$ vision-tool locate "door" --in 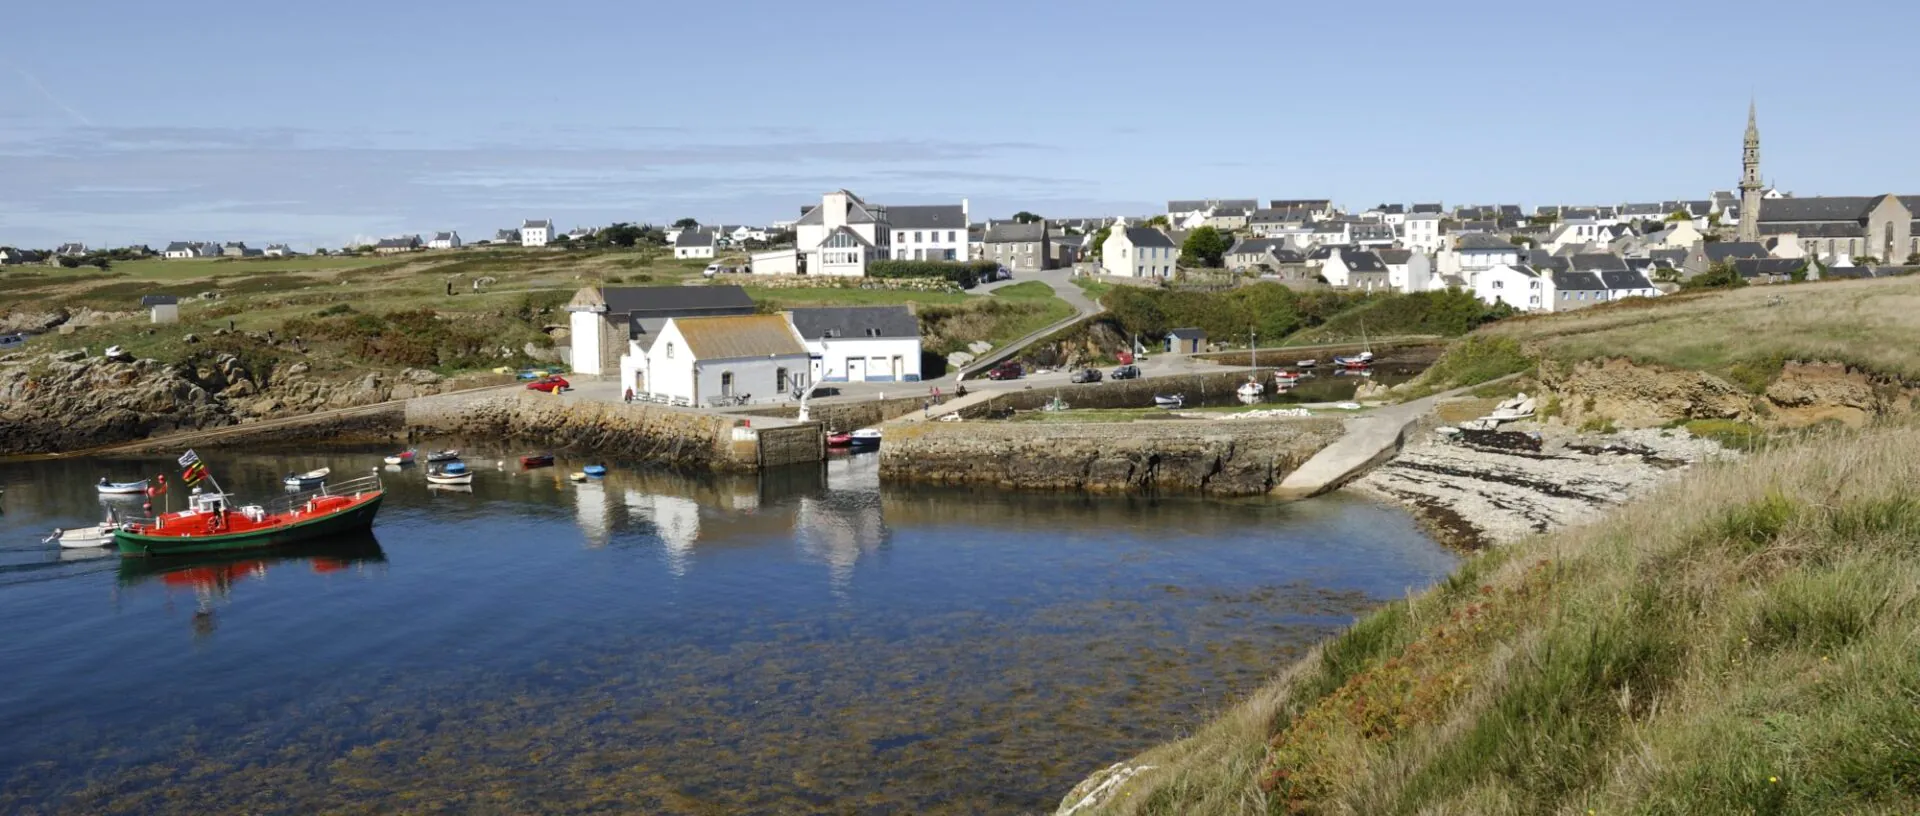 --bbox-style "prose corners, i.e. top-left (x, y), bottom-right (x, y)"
top-left (892, 355), bottom-right (903, 381)
top-left (847, 357), bottom-right (866, 382)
